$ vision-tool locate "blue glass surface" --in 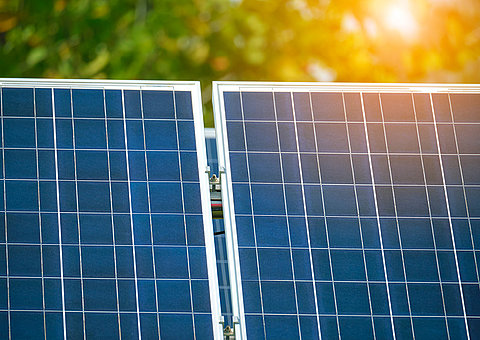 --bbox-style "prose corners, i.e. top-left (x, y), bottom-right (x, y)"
top-left (2, 88), bottom-right (34, 117)
top-left (4, 118), bottom-right (36, 148)
top-left (245, 122), bottom-right (278, 152)
top-left (145, 120), bottom-right (178, 150)
top-left (124, 90), bottom-right (142, 118)
top-left (319, 154), bottom-right (353, 183)
top-left (450, 94), bottom-right (480, 123)
top-left (147, 151), bottom-right (180, 181)
top-left (105, 90), bottom-right (123, 118)
top-left (242, 92), bottom-right (275, 121)
top-left (54, 119), bottom-right (73, 148)
top-left (224, 92), bottom-right (242, 120)
top-left (175, 91), bottom-right (194, 120)
top-left (37, 119), bottom-right (54, 147)
top-left (315, 123), bottom-right (349, 152)
top-left (274, 92), bottom-right (293, 121)
top-left (312, 92), bottom-right (346, 121)
top-left (4, 149), bottom-right (37, 179)
top-left (53, 89), bottom-right (71, 117)
top-left (344, 93), bottom-right (363, 121)
top-left (6, 213), bottom-right (40, 243)
top-left (75, 119), bottom-right (107, 149)
top-left (226, 121), bottom-right (245, 151)
top-left (278, 122), bottom-right (297, 152)
top-left (0, 84), bottom-right (214, 339)
top-left (72, 89), bottom-right (104, 118)
top-left (142, 90), bottom-right (174, 119)
top-left (222, 88), bottom-right (480, 340)
top-left (35, 88), bottom-right (53, 117)
top-left (178, 121), bottom-right (198, 150)
top-left (248, 153), bottom-right (282, 183)
top-left (385, 123), bottom-right (420, 153)
top-left (293, 92), bottom-right (312, 121)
